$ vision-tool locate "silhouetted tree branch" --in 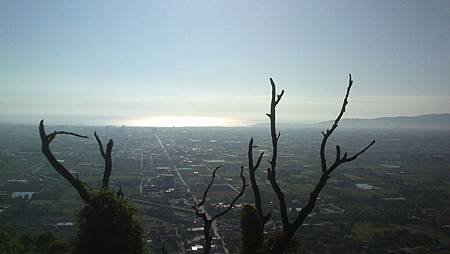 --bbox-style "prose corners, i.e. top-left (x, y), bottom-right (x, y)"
top-left (40, 120), bottom-right (118, 201)
top-left (290, 75), bottom-right (375, 230)
top-left (266, 78), bottom-right (290, 232)
top-left (39, 120), bottom-right (90, 202)
top-left (247, 138), bottom-right (271, 224)
top-left (193, 166), bottom-right (247, 254)
top-left (94, 132), bottom-right (113, 189)
top-left (39, 120), bottom-right (147, 254)
top-left (260, 75), bottom-right (375, 253)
